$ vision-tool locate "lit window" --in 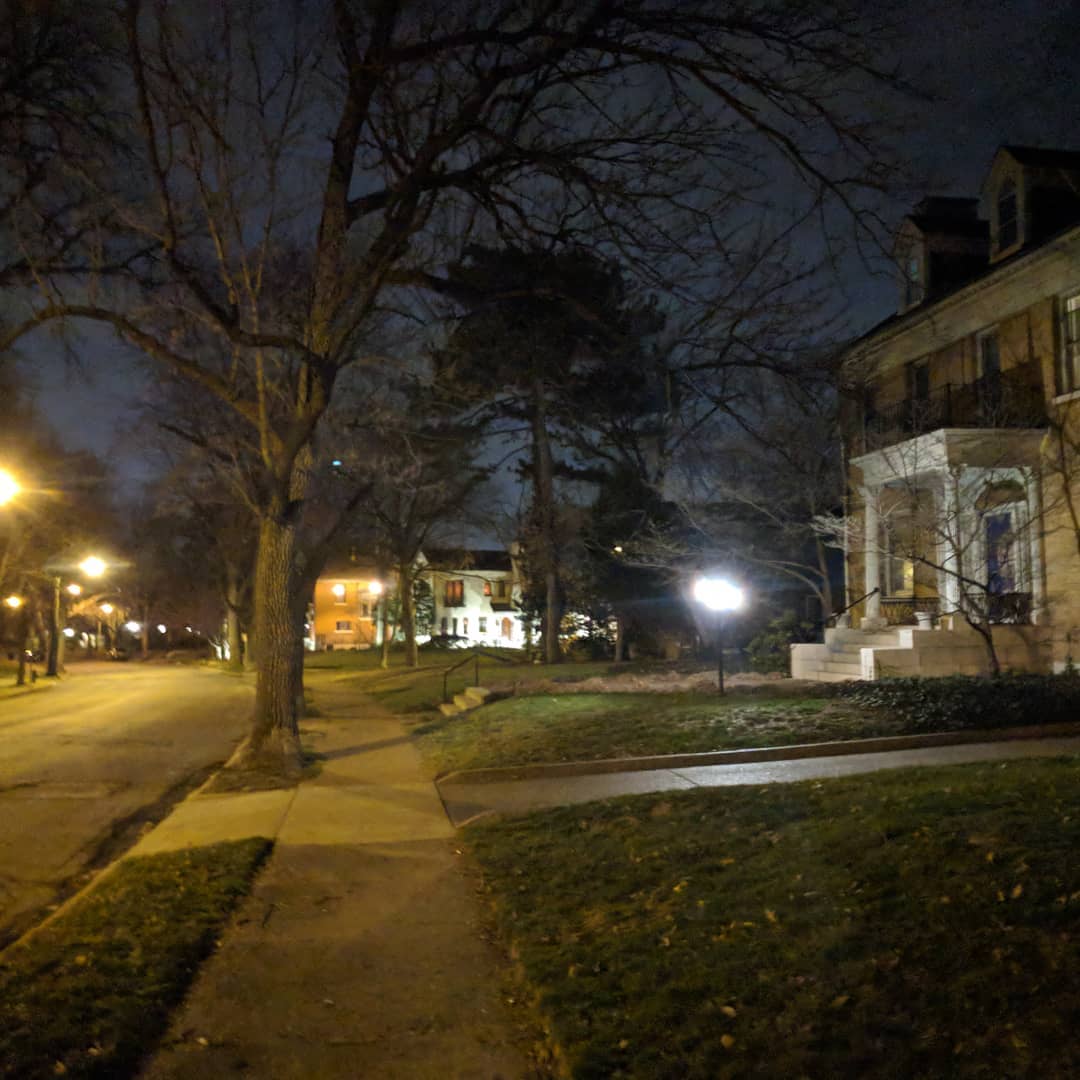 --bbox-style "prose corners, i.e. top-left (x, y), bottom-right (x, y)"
top-left (462, 617), bottom-right (469, 635)
top-left (445, 580), bottom-right (464, 606)
top-left (483, 581), bottom-right (492, 596)
top-left (997, 178), bottom-right (1018, 251)
top-left (332, 583), bottom-right (347, 604)
top-left (1059, 291), bottom-right (1080, 395)
top-left (335, 620), bottom-right (352, 632)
